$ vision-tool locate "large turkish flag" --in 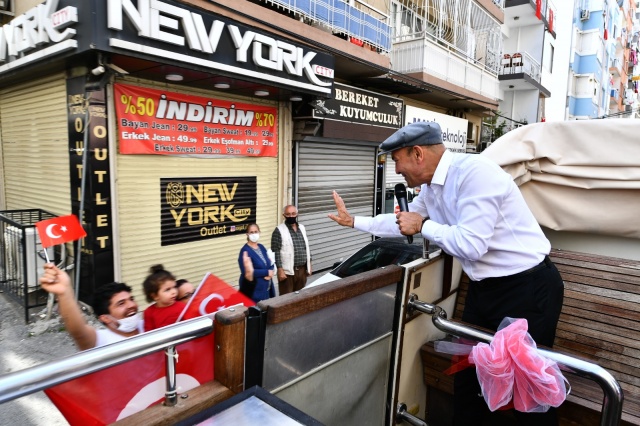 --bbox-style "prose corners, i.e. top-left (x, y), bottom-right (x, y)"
top-left (44, 333), bottom-right (214, 425)
top-left (44, 274), bottom-right (253, 425)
